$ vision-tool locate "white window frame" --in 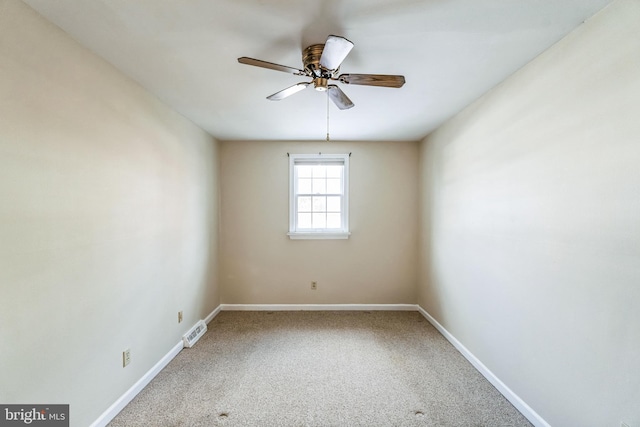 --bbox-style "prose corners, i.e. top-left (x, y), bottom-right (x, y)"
top-left (288, 153), bottom-right (350, 240)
